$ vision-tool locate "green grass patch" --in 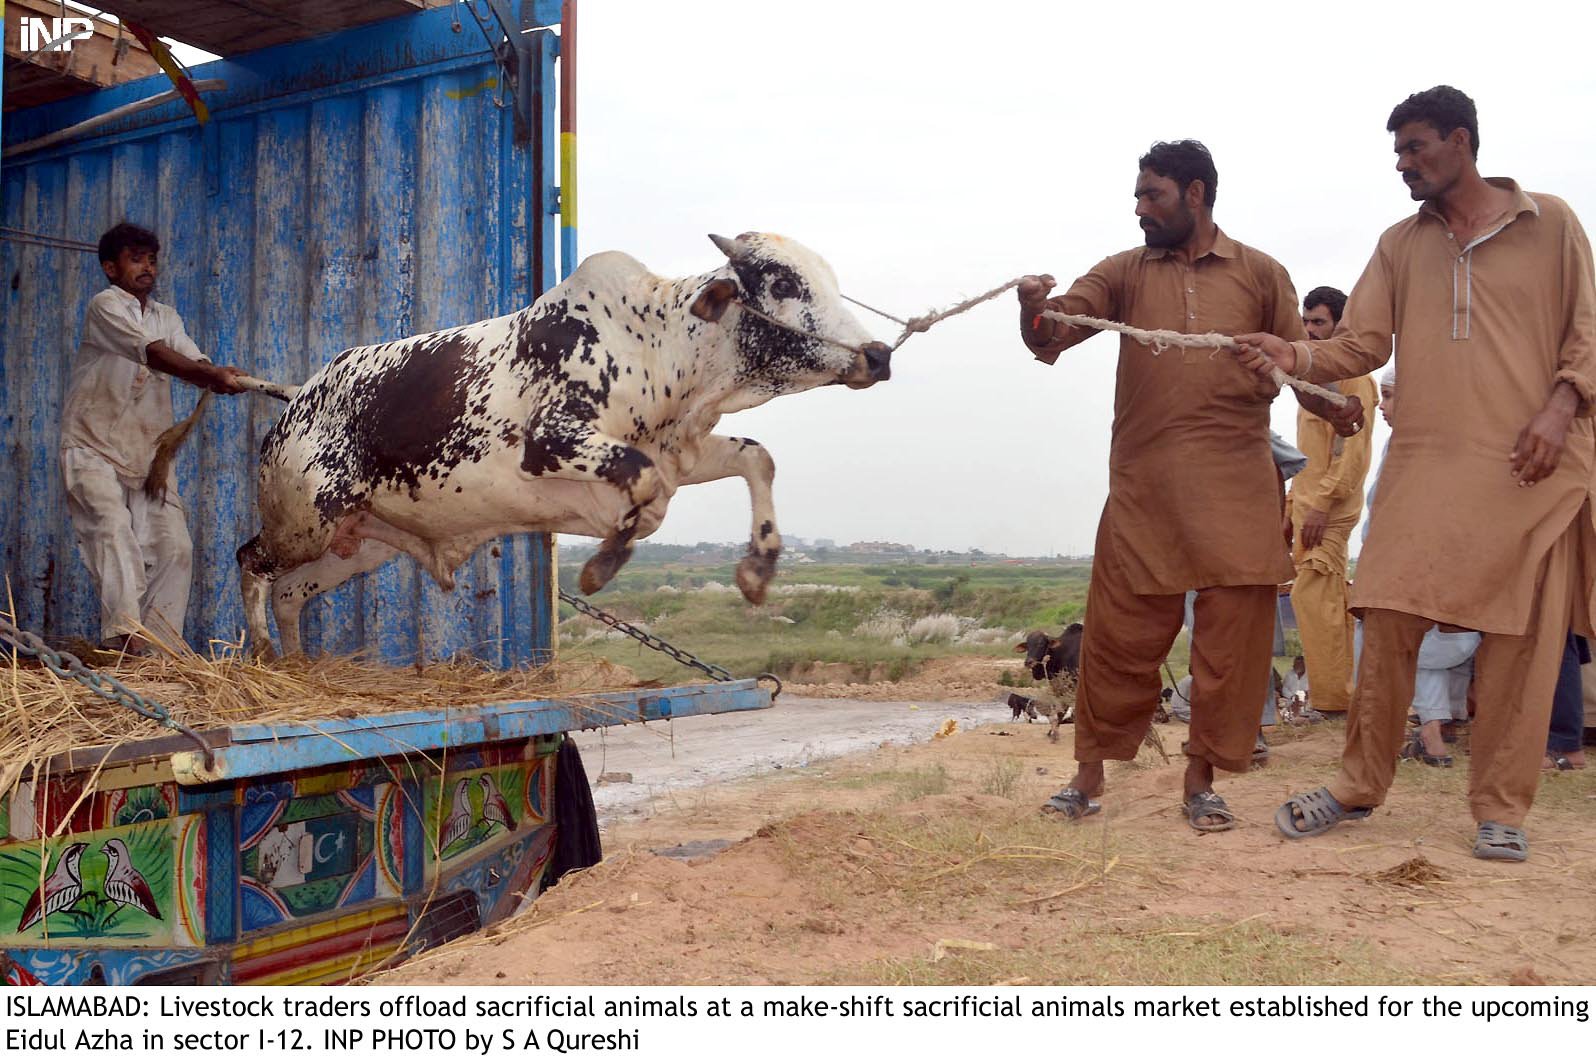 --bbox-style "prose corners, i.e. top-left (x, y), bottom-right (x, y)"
top-left (976, 757), bottom-right (1023, 799)
top-left (557, 555), bottom-right (1325, 693)
top-left (556, 560), bottom-right (1094, 683)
